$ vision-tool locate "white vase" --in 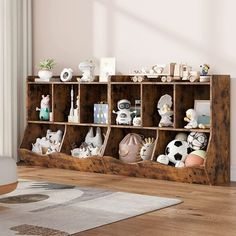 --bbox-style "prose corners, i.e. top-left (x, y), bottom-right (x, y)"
top-left (38, 70), bottom-right (53, 81)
